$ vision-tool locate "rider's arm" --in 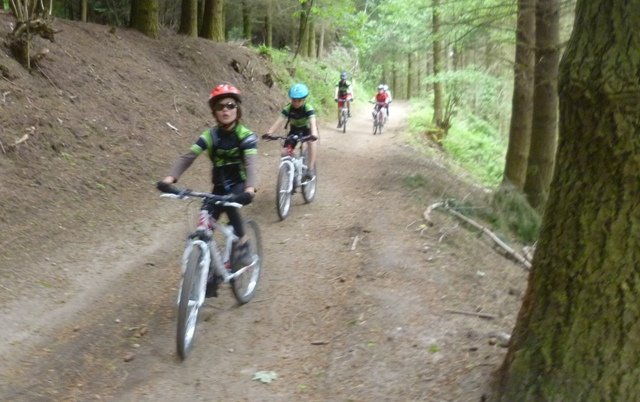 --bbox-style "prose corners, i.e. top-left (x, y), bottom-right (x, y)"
top-left (309, 115), bottom-right (319, 139)
top-left (164, 132), bottom-right (208, 182)
top-left (240, 133), bottom-right (259, 194)
top-left (243, 152), bottom-right (257, 194)
top-left (266, 115), bottom-right (286, 135)
top-left (334, 86), bottom-right (339, 99)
